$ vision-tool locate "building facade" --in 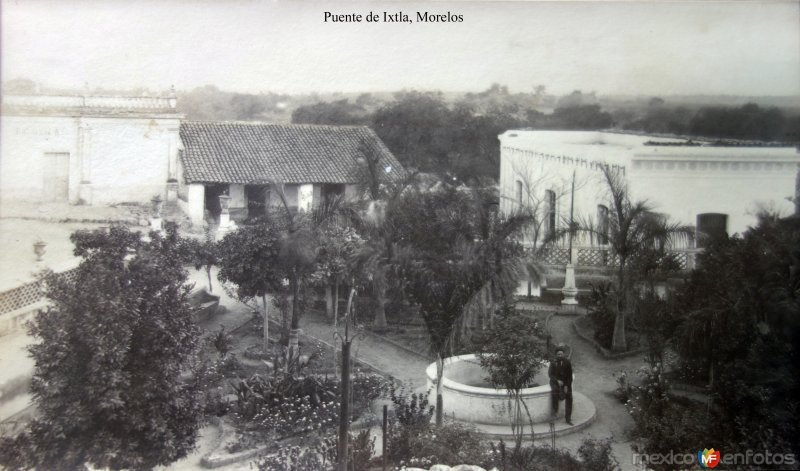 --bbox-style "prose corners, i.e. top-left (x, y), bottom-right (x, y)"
top-left (1, 93), bottom-right (181, 206)
top-left (177, 121), bottom-right (404, 226)
top-left (1, 94), bottom-right (403, 228)
top-left (500, 130), bottom-right (800, 248)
